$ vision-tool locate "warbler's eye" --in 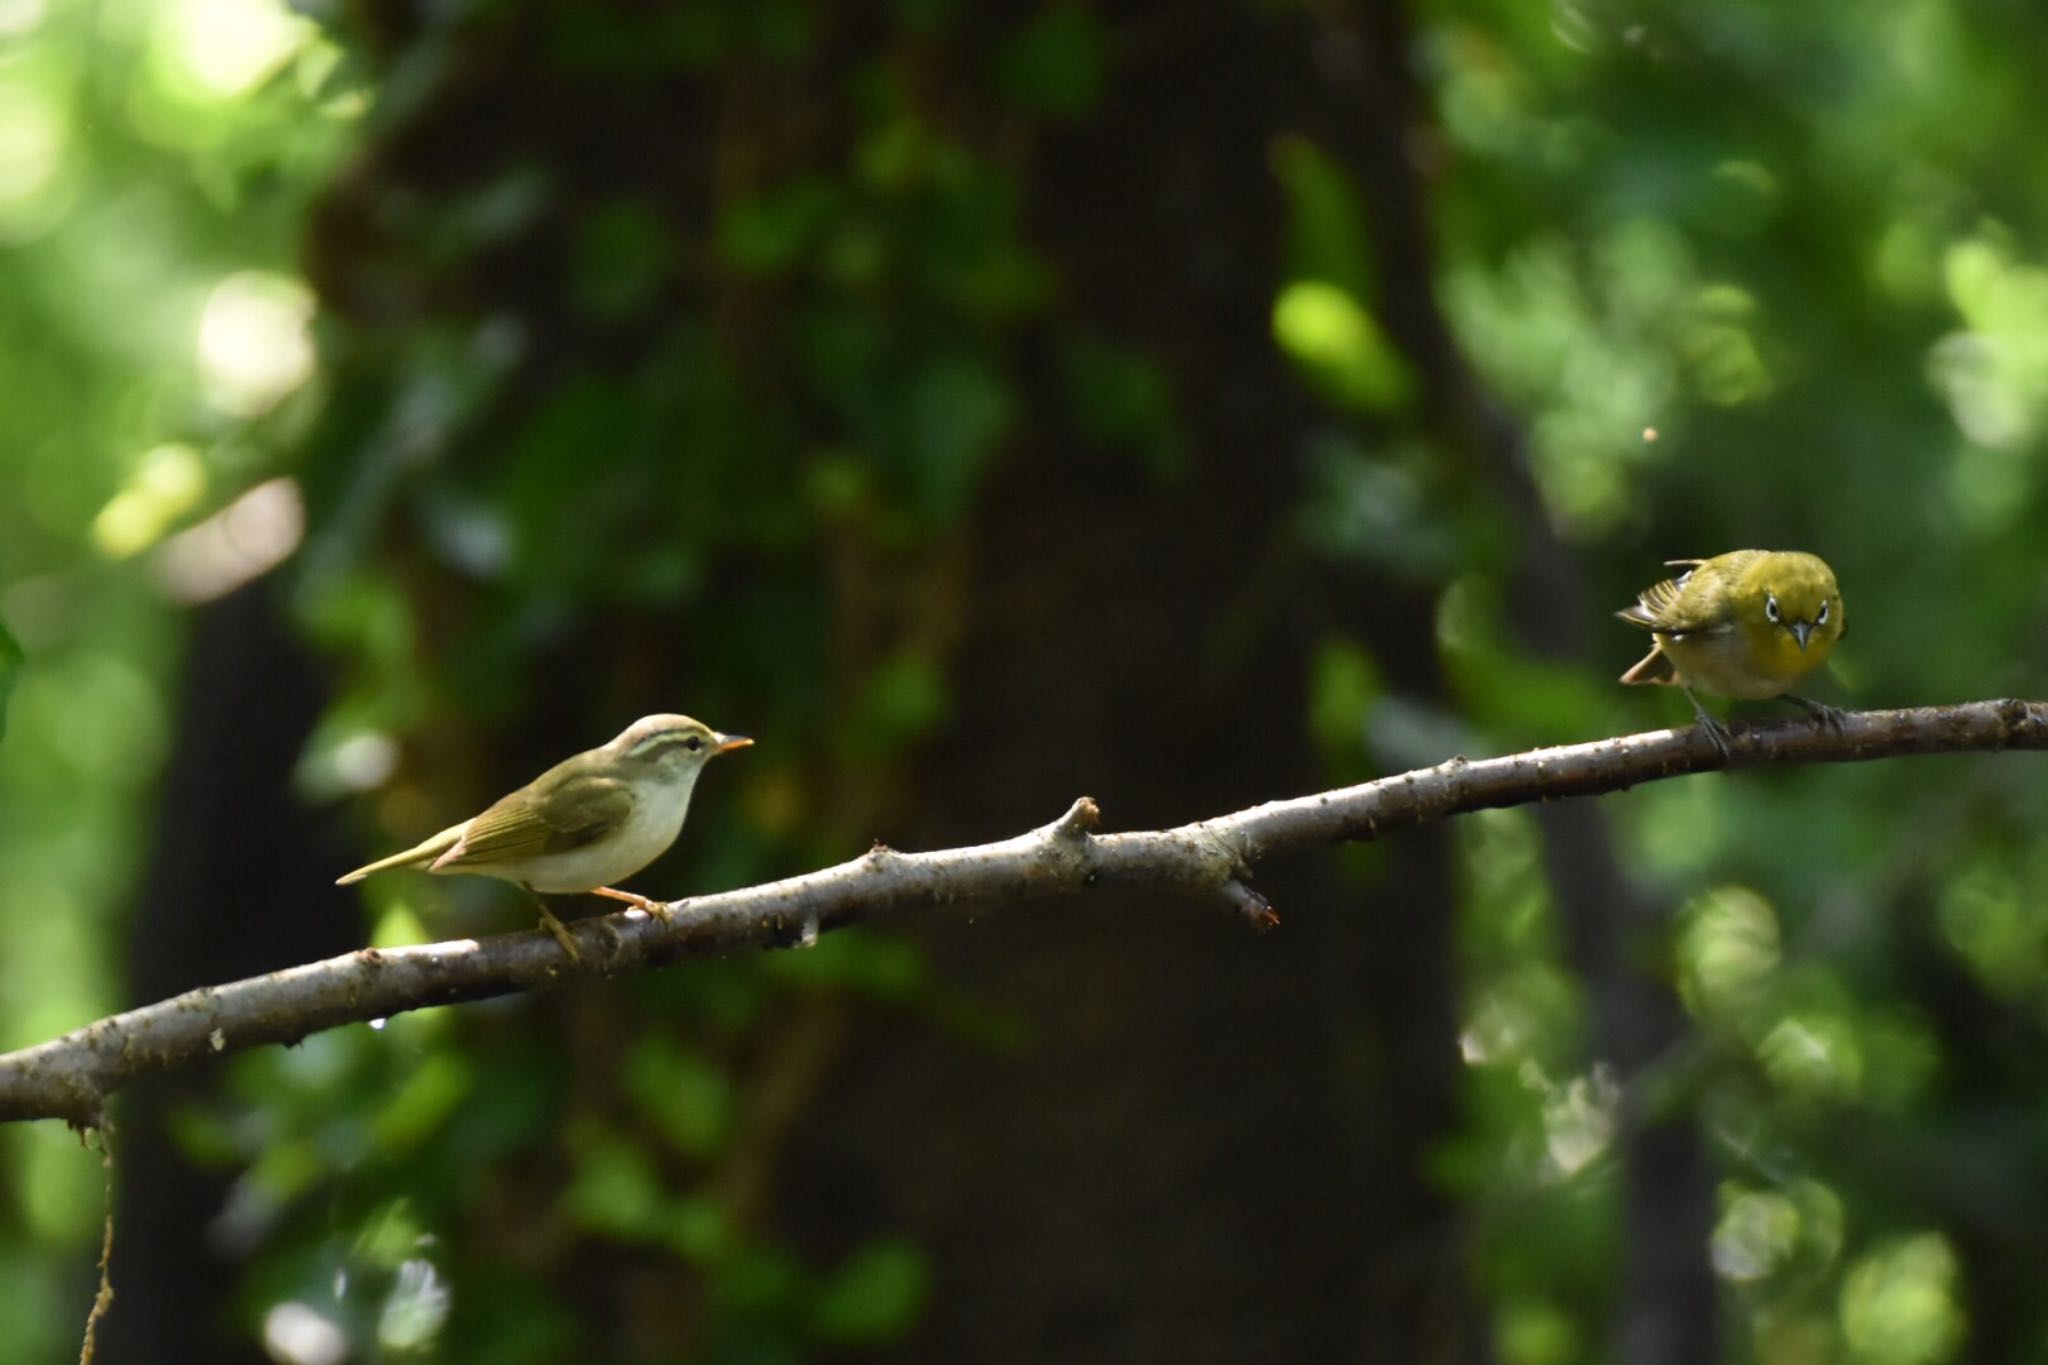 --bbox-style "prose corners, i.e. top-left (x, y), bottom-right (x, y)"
top-left (1765, 594), bottom-right (1781, 622)
top-left (684, 736), bottom-right (703, 753)
top-left (1817, 600), bottom-right (1830, 625)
